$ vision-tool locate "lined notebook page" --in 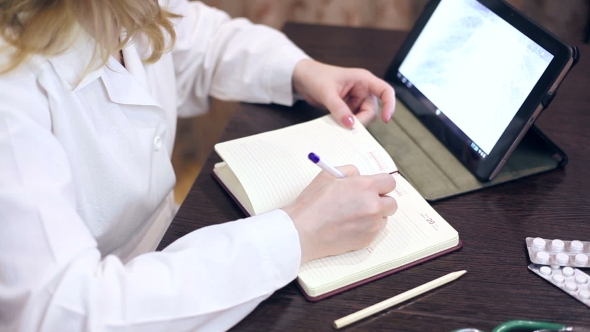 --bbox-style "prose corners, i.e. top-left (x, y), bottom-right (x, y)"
top-left (298, 173), bottom-right (459, 293)
top-left (214, 115), bottom-right (398, 214)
